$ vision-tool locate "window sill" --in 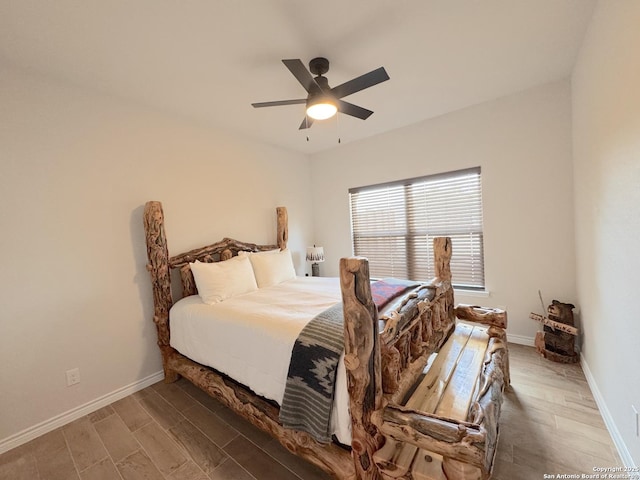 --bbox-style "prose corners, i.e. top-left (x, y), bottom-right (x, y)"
top-left (454, 288), bottom-right (490, 298)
